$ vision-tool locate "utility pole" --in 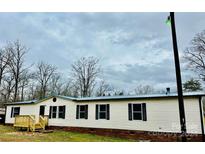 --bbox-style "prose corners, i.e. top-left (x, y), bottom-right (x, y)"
top-left (169, 12), bottom-right (187, 141)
